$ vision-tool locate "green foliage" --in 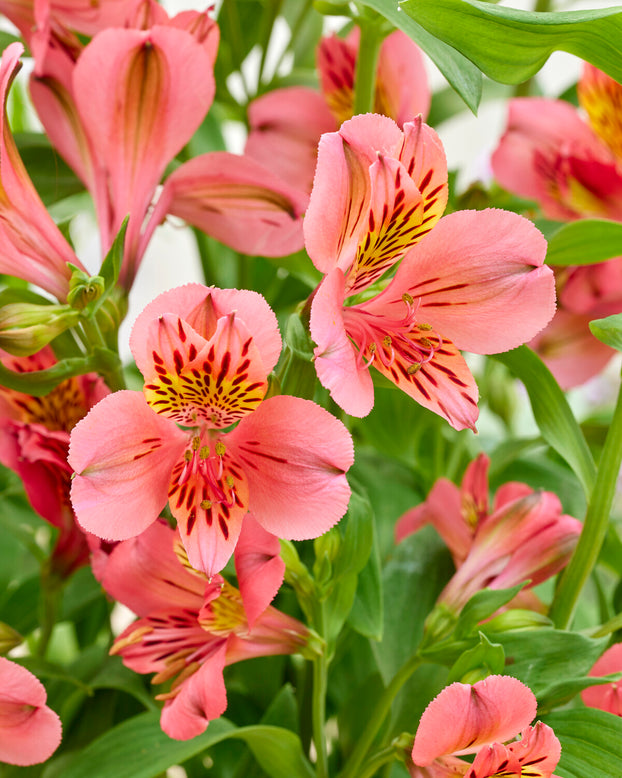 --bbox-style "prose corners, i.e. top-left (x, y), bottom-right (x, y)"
top-left (590, 313), bottom-right (622, 352)
top-left (547, 219), bottom-right (622, 267)
top-left (542, 709), bottom-right (622, 778)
